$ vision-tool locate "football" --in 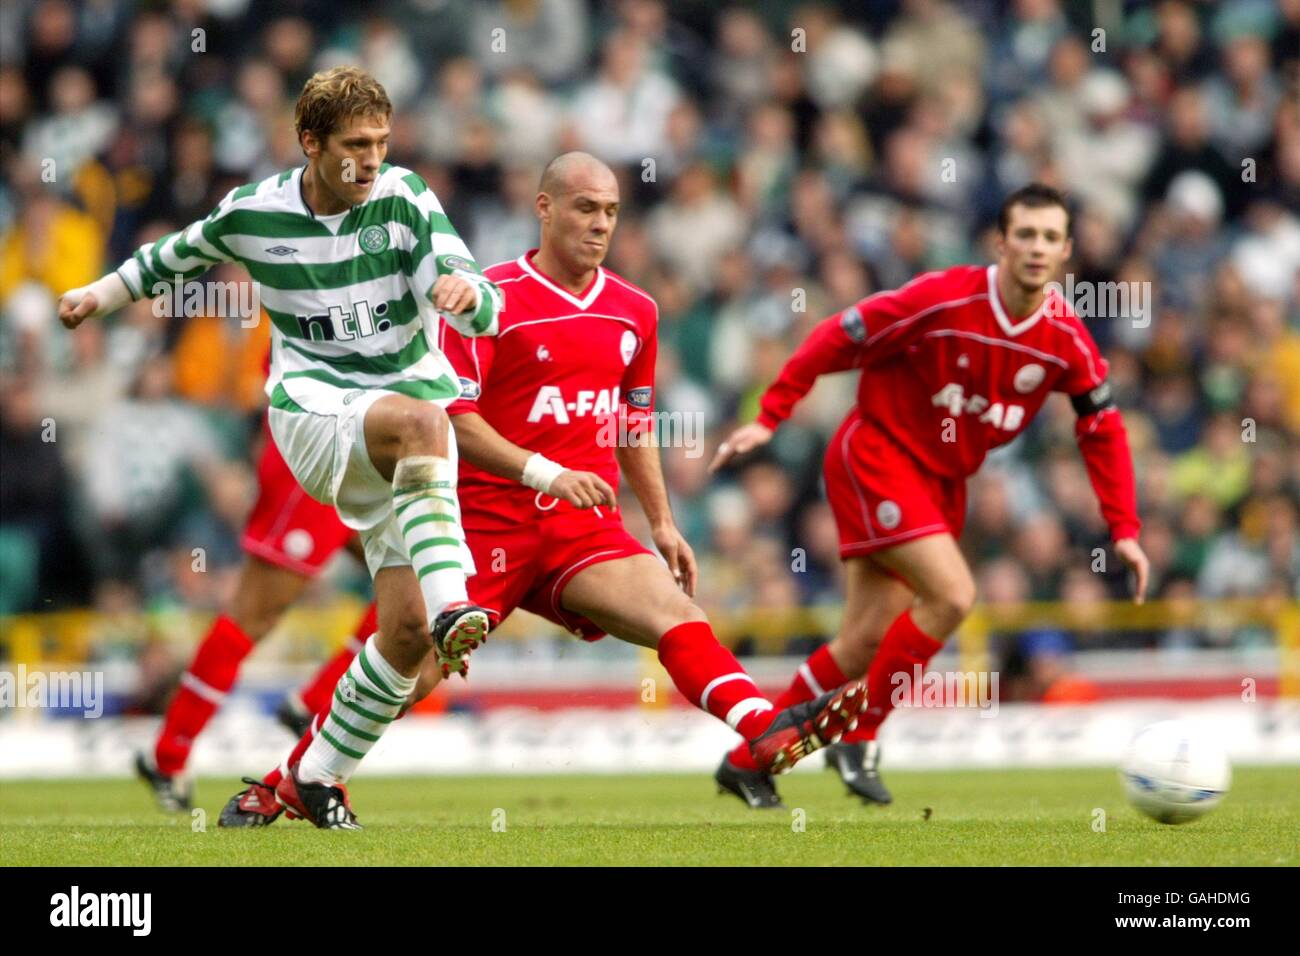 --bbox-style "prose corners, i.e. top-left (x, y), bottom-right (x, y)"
top-left (1121, 720), bottom-right (1232, 825)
